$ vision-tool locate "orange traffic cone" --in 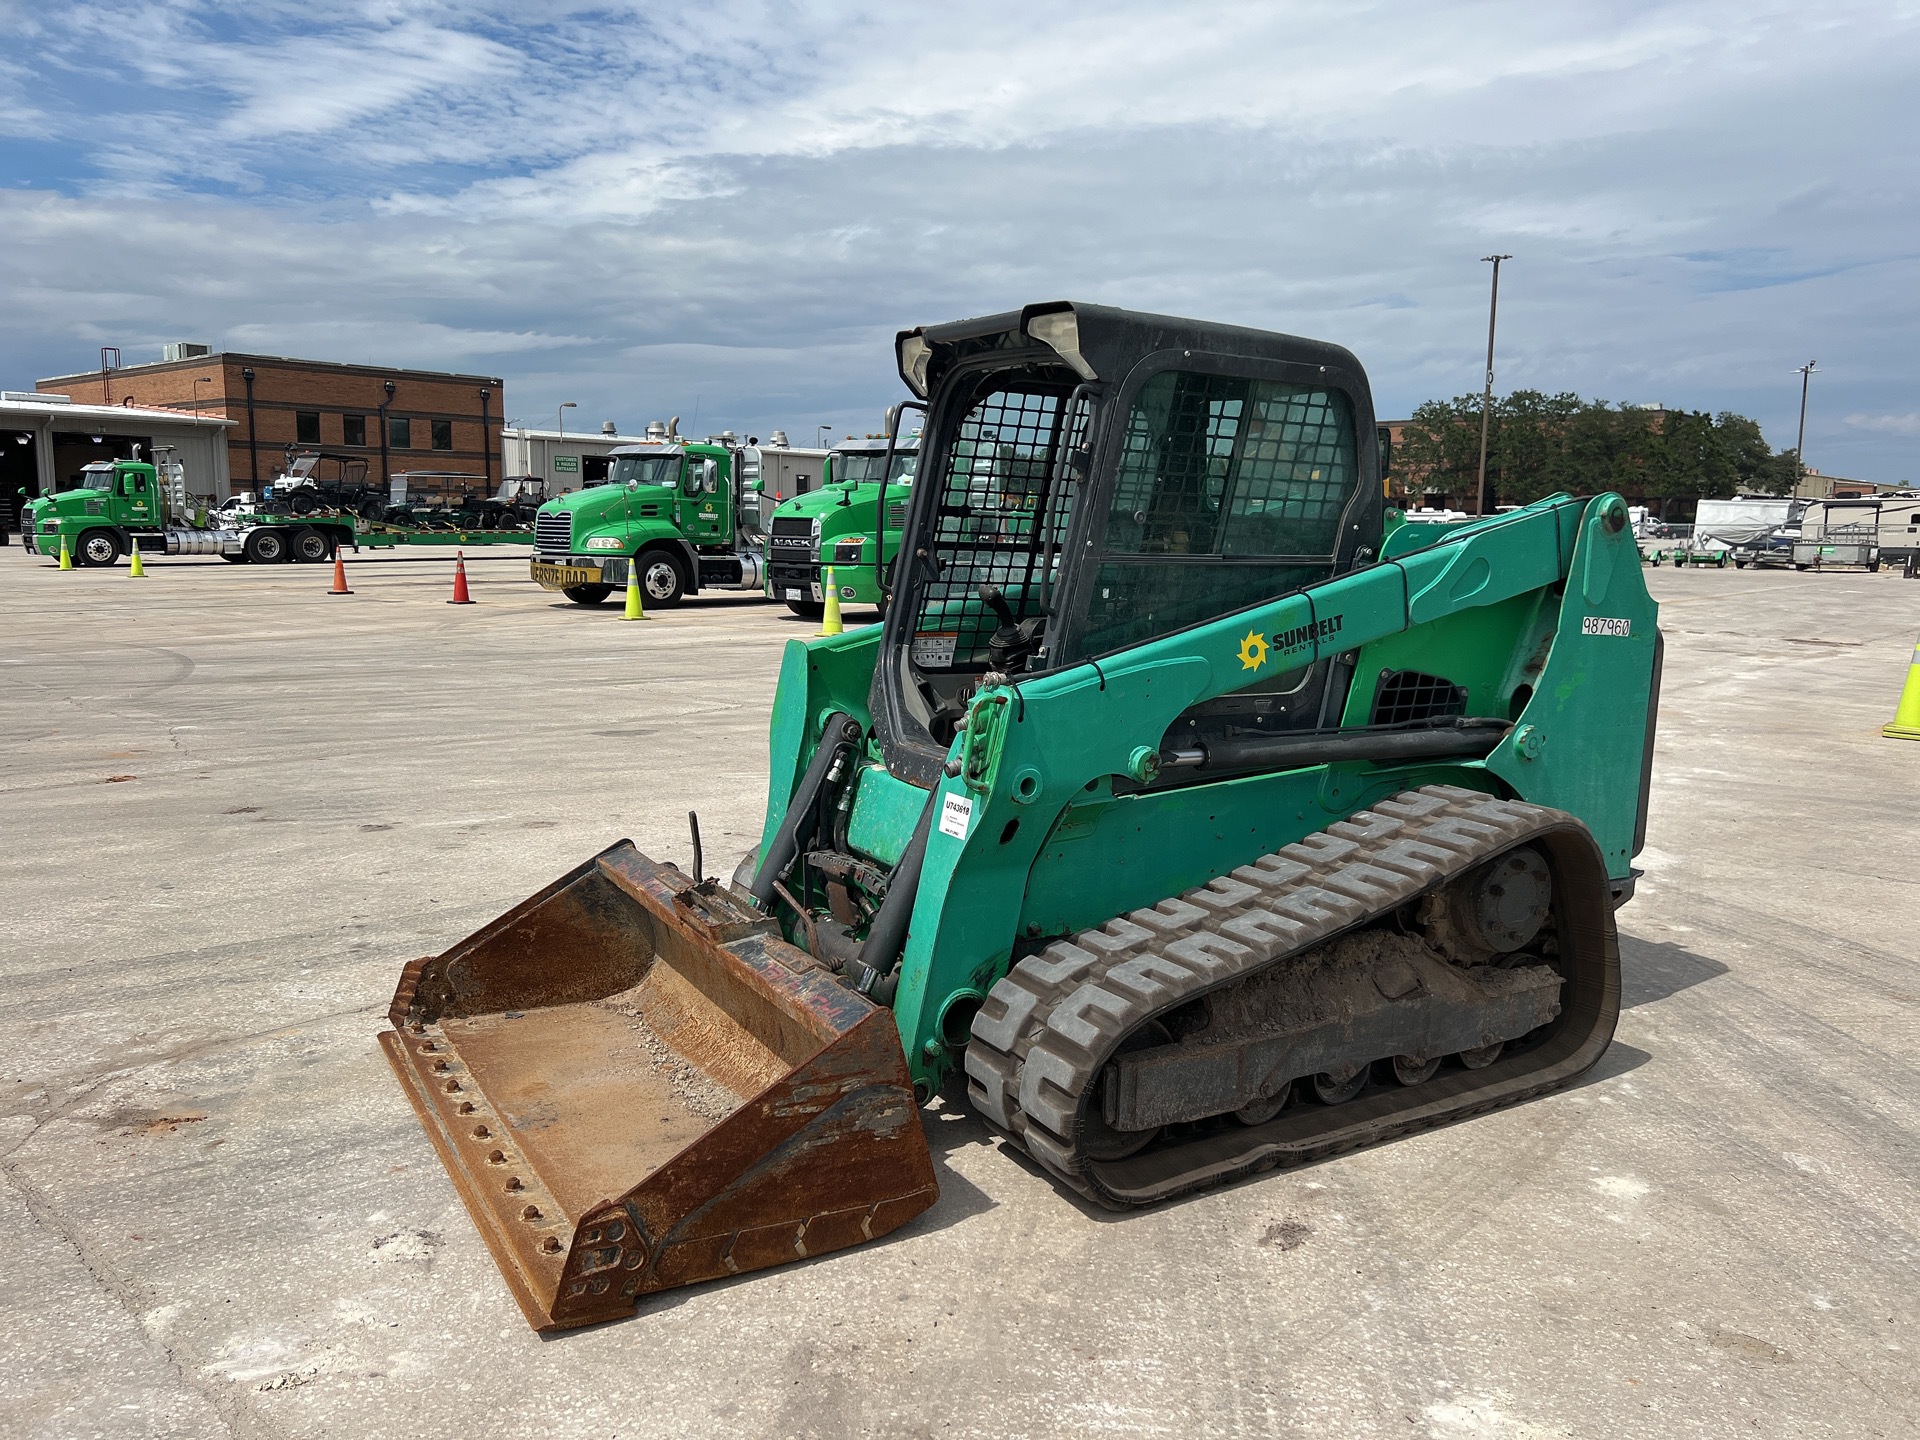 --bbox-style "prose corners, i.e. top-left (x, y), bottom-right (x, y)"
top-left (448, 550), bottom-right (475, 604)
top-left (328, 552), bottom-right (353, 595)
